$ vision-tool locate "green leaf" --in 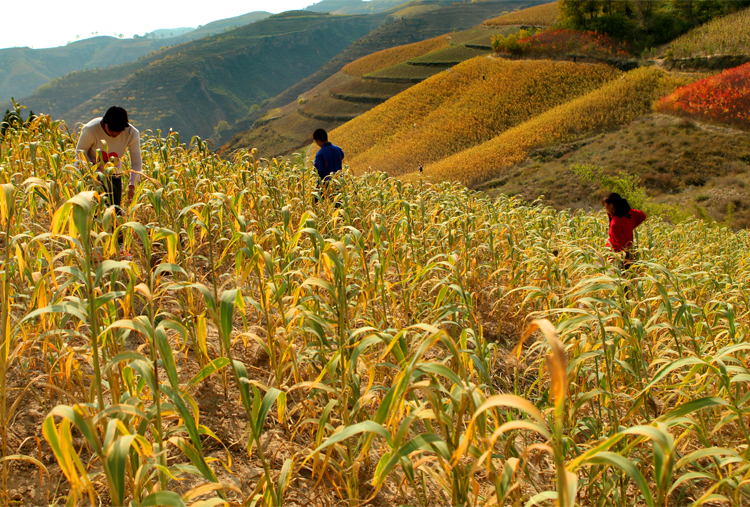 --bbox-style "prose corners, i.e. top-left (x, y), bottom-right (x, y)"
top-left (140, 491), bottom-right (187, 507)
top-left (255, 387), bottom-right (285, 437)
top-left (658, 396), bottom-right (728, 423)
top-left (220, 289), bottom-right (238, 350)
top-left (584, 452), bottom-right (654, 507)
top-left (675, 448), bottom-right (737, 471)
top-left (416, 362), bottom-right (464, 389)
top-left (130, 360), bottom-right (158, 394)
top-left (48, 406), bottom-right (103, 457)
top-left (155, 327), bottom-right (179, 390)
top-left (105, 435), bottom-right (136, 506)
top-left (161, 386), bottom-right (203, 453)
top-left (104, 351), bottom-right (150, 375)
top-left (373, 433), bottom-right (449, 486)
top-left (169, 437), bottom-right (221, 495)
top-left (640, 357), bottom-right (706, 394)
top-left (23, 303), bottom-right (88, 323)
top-left (187, 357), bottom-right (231, 391)
top-left (123, 221), bottom-right (151, 259)
top-left (312, 421), bottom-right (392, 456)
